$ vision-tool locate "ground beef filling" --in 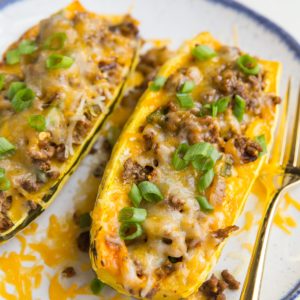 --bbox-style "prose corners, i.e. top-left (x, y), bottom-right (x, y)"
top-left (200, 270), bottom-right (240, 299)
top-left (122, 158), bottom-right (155, 183)
top-left (0, 193), bottom-right (13, 232)
top-left (119, 45), bottom-right (280, 295)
